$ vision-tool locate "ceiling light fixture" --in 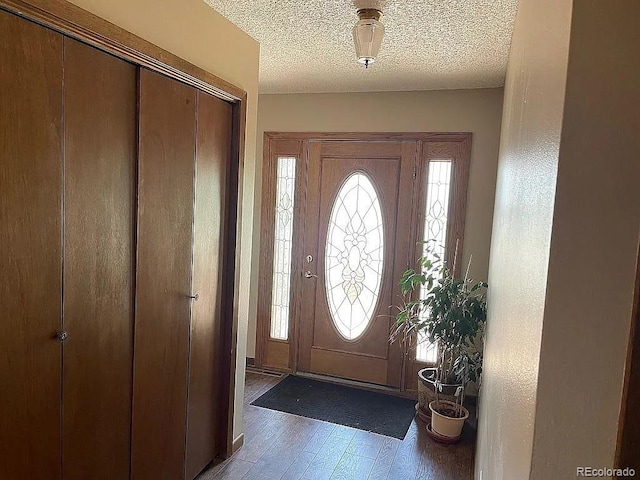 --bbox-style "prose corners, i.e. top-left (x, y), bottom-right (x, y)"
top-left (352, 8), bottom-right (385, 68)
